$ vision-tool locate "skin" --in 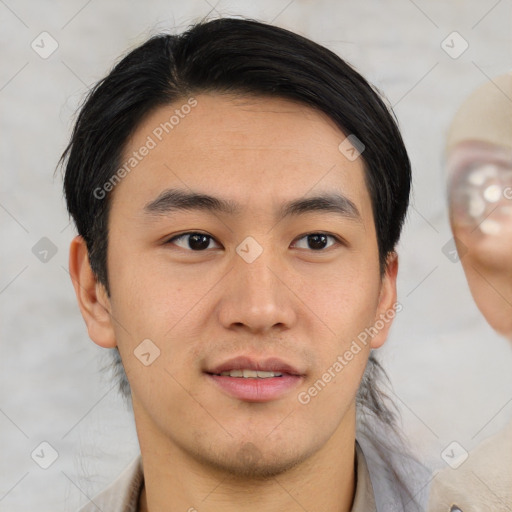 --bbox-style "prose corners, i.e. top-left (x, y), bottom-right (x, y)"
top-left (69, 93), bottom-right (398, 512)
top-left (447, 140), bottom-right (512, 340)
